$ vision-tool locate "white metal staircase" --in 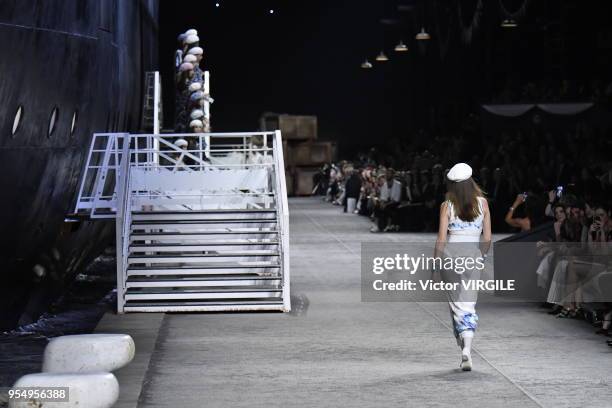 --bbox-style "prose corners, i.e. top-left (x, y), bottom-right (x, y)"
top-left (123, 207), bottom-right (286, 312)
top-left (74, 73), bottom-right (289, 312)
top-left (75, 131), bottom-right (290, 313)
